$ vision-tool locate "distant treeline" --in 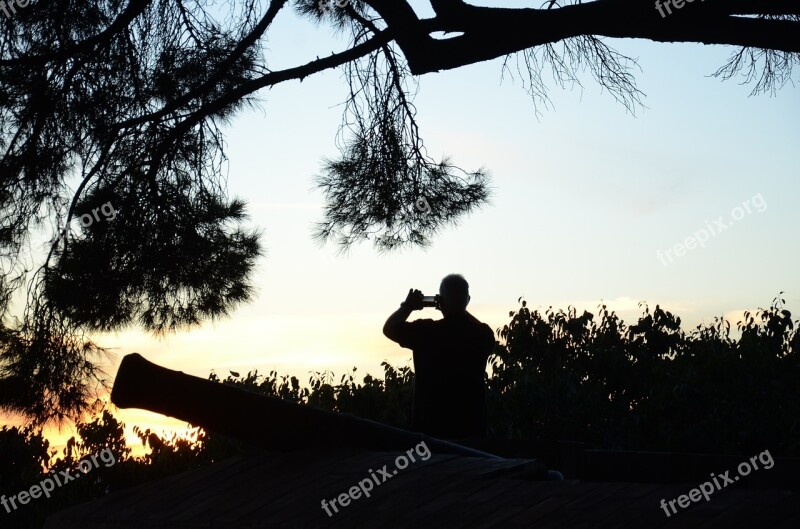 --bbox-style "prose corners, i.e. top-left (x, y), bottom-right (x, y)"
top-left (2, 295), bottom-right (797, 527)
